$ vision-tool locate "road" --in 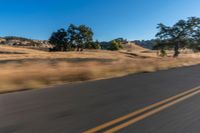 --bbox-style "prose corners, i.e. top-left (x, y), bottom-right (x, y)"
top-left (1, 65), bottom-right (200, 133)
